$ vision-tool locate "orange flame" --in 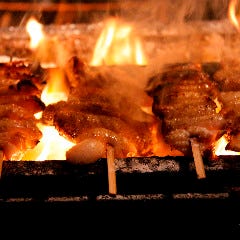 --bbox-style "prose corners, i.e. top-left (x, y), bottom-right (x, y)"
top-left (228, 0), bottom-right (240, 31)
top-left (22, 123), bottom-right (75, 161)
top-left (41, 68), bottom-right (69, 106)
top-left (23, 24), bottom-right (73, 160)
top-left (25, 68), bottom-right (73, 160)
top-left (22, 71), bottom-right (73, 161)
top-left (149, 123), bottom-right (183, 157)
top-left (90, 18), bottom-right (147, 66)
top-left (214, 134), bottom-right (240, 156)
